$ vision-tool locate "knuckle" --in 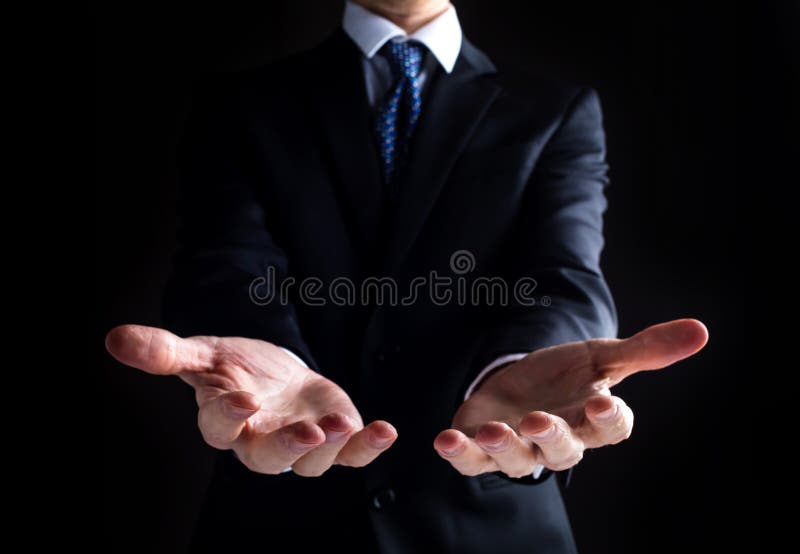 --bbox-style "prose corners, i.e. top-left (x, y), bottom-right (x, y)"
top-left (197, 412), bottom-right (233, 449)
top-left (548, 451), bottom-right (584, 471)
top-left (200, 428), bottom-right (229, 450)
top-left (504, 467), bottom-right (535, 479)
top-left (554, 426), bottom-right (570, 442)
top-left (611, 428), bottom-right (633, 444)
top-left (202, 436), bottom-right (228, 450)
top-left (453, 462), bottom-right (483, 476)
top-left (608, 418), bottom-right (633, 444)
top-left (292, 465), bottom-right (327, 478)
